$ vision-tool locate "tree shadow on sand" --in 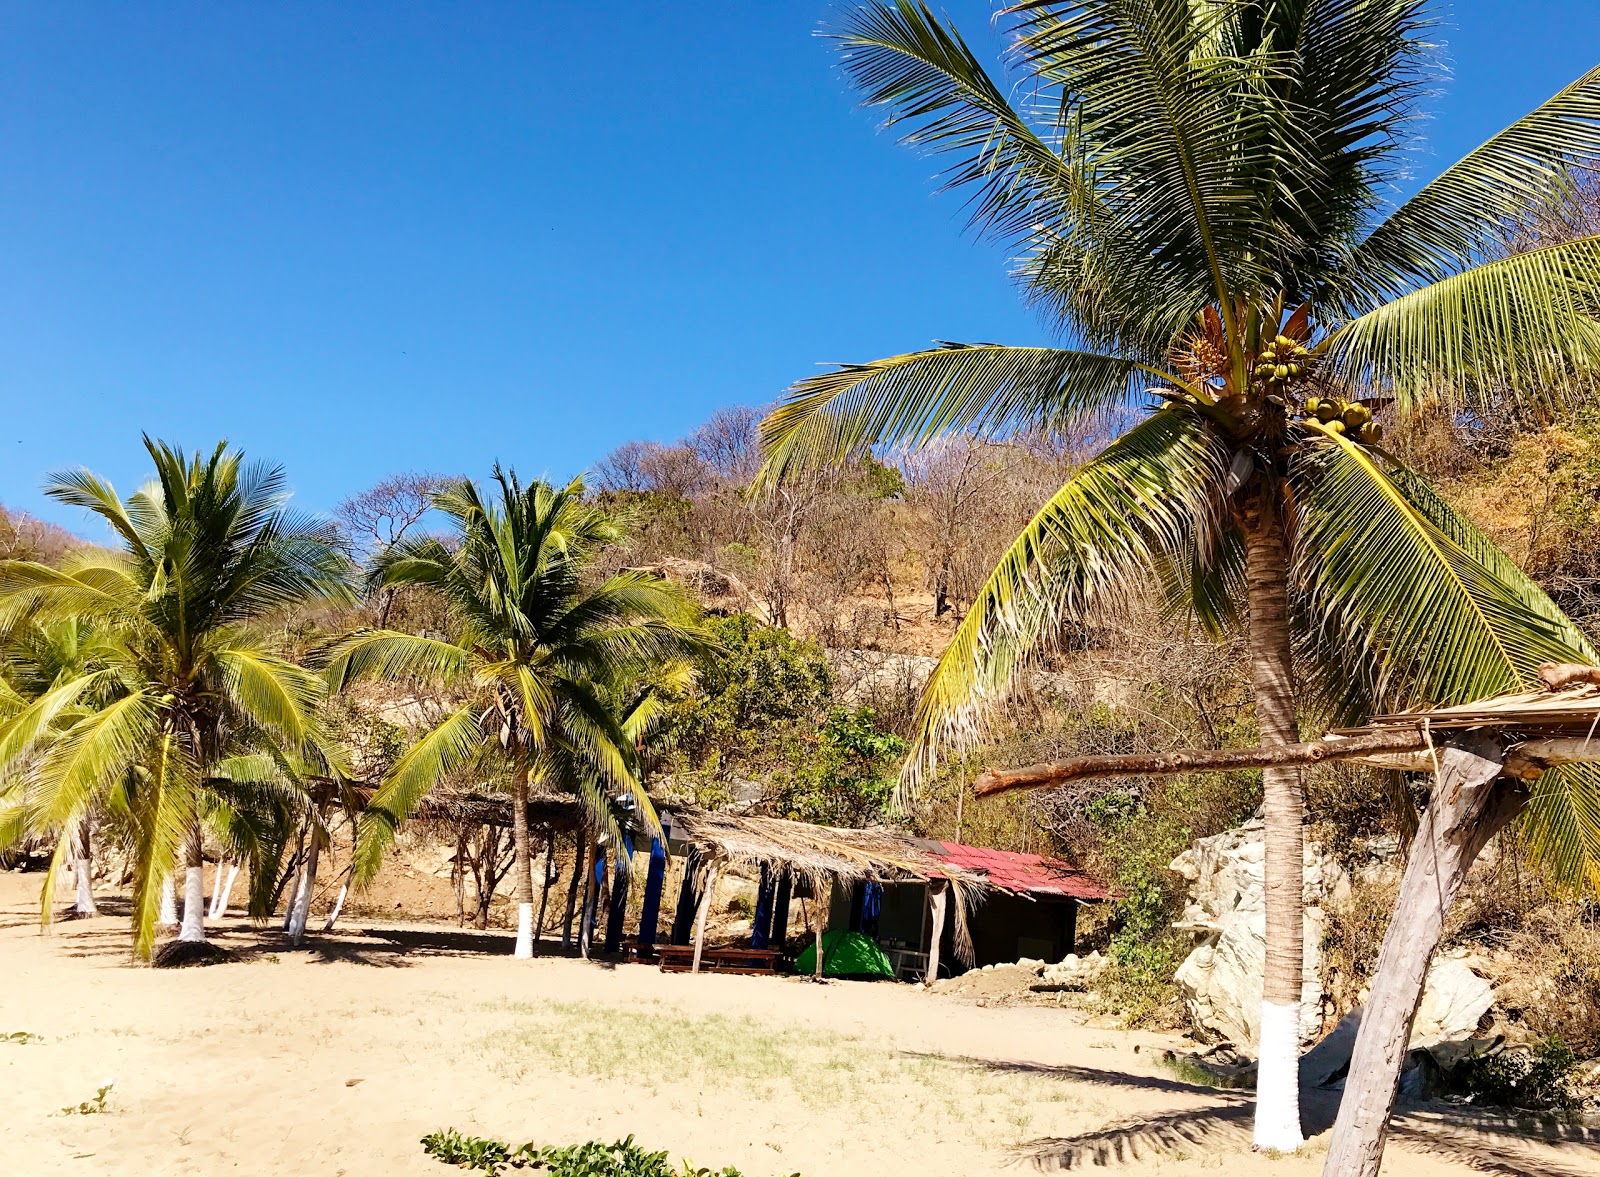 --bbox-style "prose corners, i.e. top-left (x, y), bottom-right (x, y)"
top-left (919, 1054), bottom-right (1600, 1174)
